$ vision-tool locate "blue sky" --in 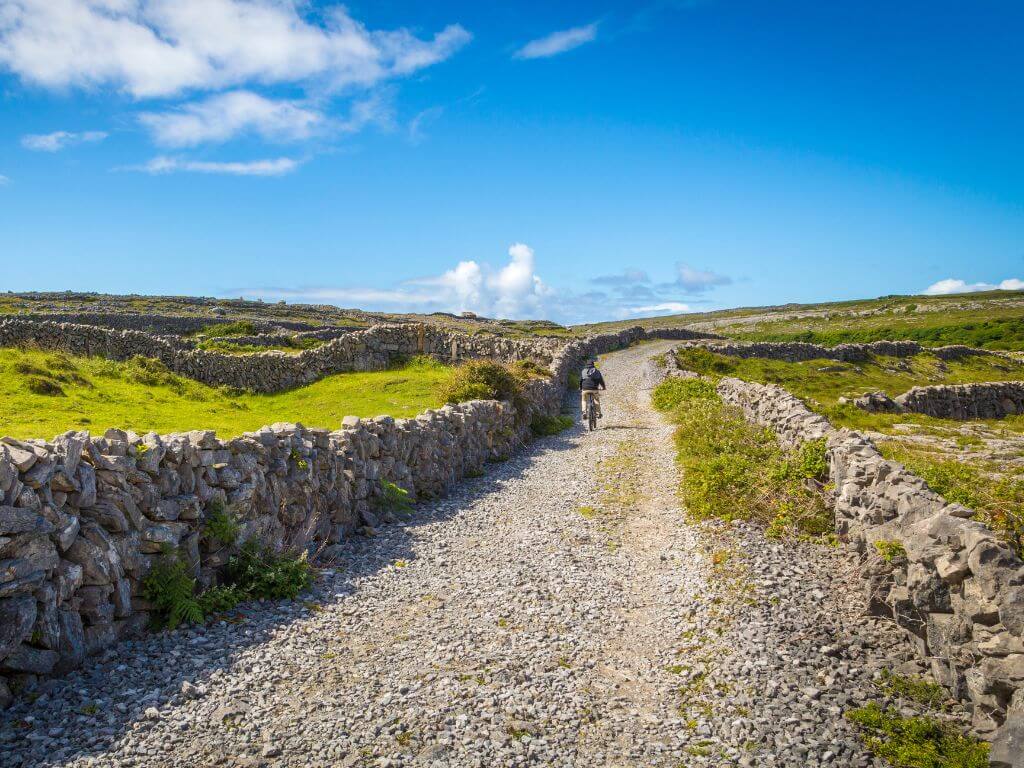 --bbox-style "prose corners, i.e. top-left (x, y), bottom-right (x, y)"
top-left (1, 1), bottom-right (1022, 324)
